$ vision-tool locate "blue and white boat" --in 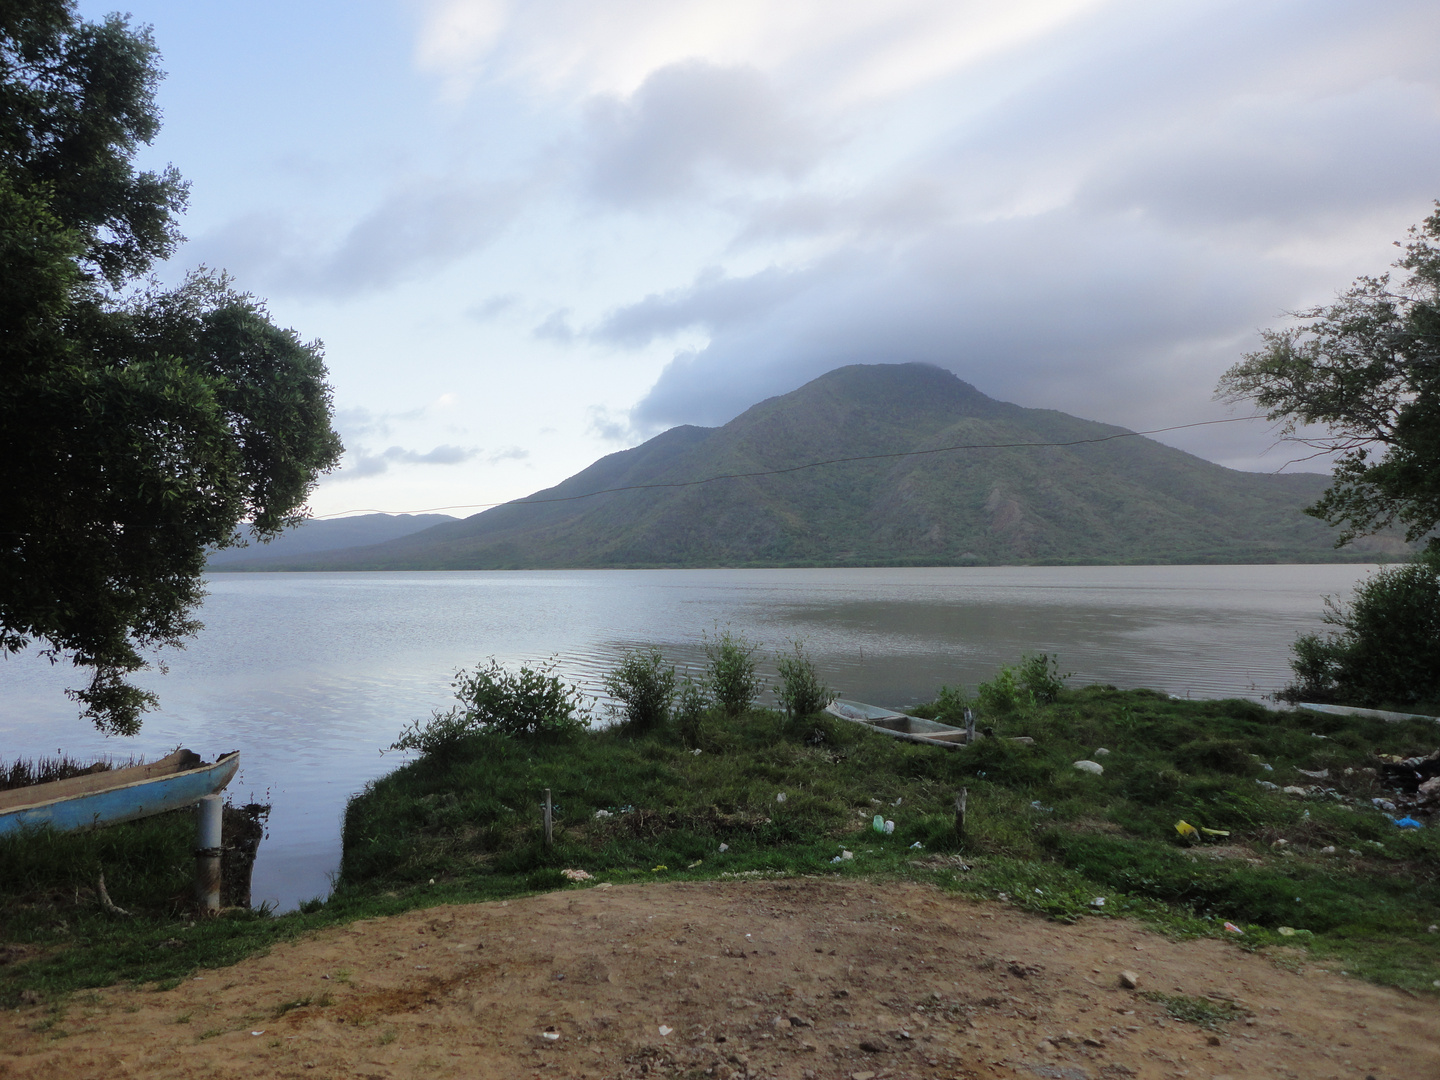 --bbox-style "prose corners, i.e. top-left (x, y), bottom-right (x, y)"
top-left (0, 749), bottom-right (240, 836)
